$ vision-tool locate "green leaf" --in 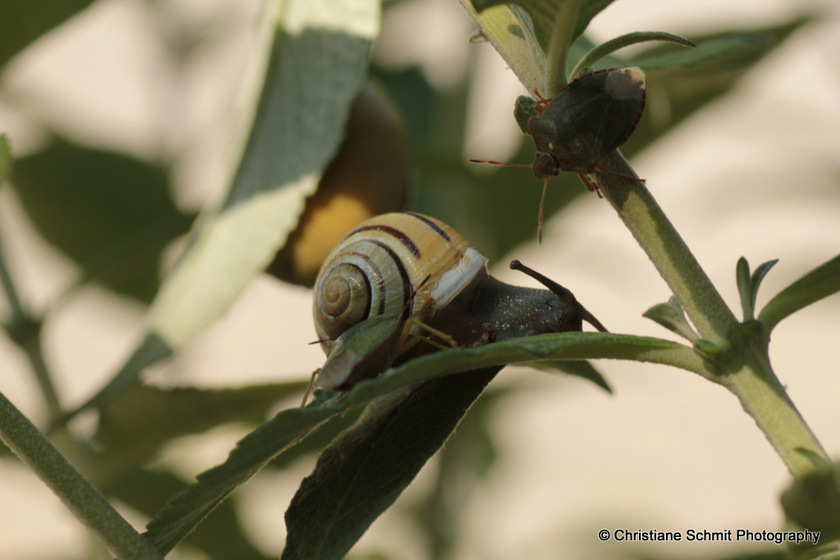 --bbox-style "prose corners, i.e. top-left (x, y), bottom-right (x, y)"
top-left (758, 254), bottom-right (840, 334)
top-left (632, 24), bottom-right (806, 71)
top-left (11, 137), bottom-right (193, 303)
top-left (366, 332), bottom-right (710, 394)
top-left (736, 257), bottom-right (778, 321)
top-left (625, 17), bottom-right (810, 144)
top-left (62, 0), bottom-right (380, 420)
top-left (643, 297), bottom-right (699, 342)
top-left (266, 406), bottom-right (366, 470)
top-left (528, 359), bottom-right (611, 392)
top-left (462, 0), bottom-right (617, 92)
top-left (473, 0), bottom-right (614, 54)
top-left (108, 468), bottom-right (272, 560)
top-left (144, 402), bottom-right (344, 555)
top-left (459, 1), bottom-right (546, 93)
top-left (471, 0), bottom-right (616, 50)
top-left (144, 331), bottom-right (704, 554)
top-left (98, 381), bottom-right (308, 472)
top-left (781, 462), bottom-right (840, 543)
top-left (410, 387), bottom-right (508, 559)
top-left (569, 31), bottom-right (694, 80)
top-left (317, 313), bottom-right (404, 391)
top-left (282, 368), bottom-right (499, 560)
top-left (0, 0), bottom-right (95, 68)
top-left (147, 0), bottom-right (379, 348)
